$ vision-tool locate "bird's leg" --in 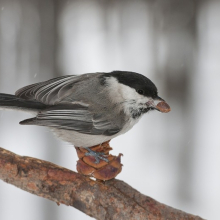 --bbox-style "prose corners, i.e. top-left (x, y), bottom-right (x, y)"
top-left (85, 147), bottom-right (109, 164)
